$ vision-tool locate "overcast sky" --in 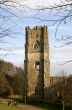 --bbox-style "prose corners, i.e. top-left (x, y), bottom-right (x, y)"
top-left (0, 0), bottom-right (72, 76)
